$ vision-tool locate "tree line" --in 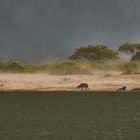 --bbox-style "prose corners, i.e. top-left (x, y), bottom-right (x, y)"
top-left (70, 43), bottom-right (140, 62)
